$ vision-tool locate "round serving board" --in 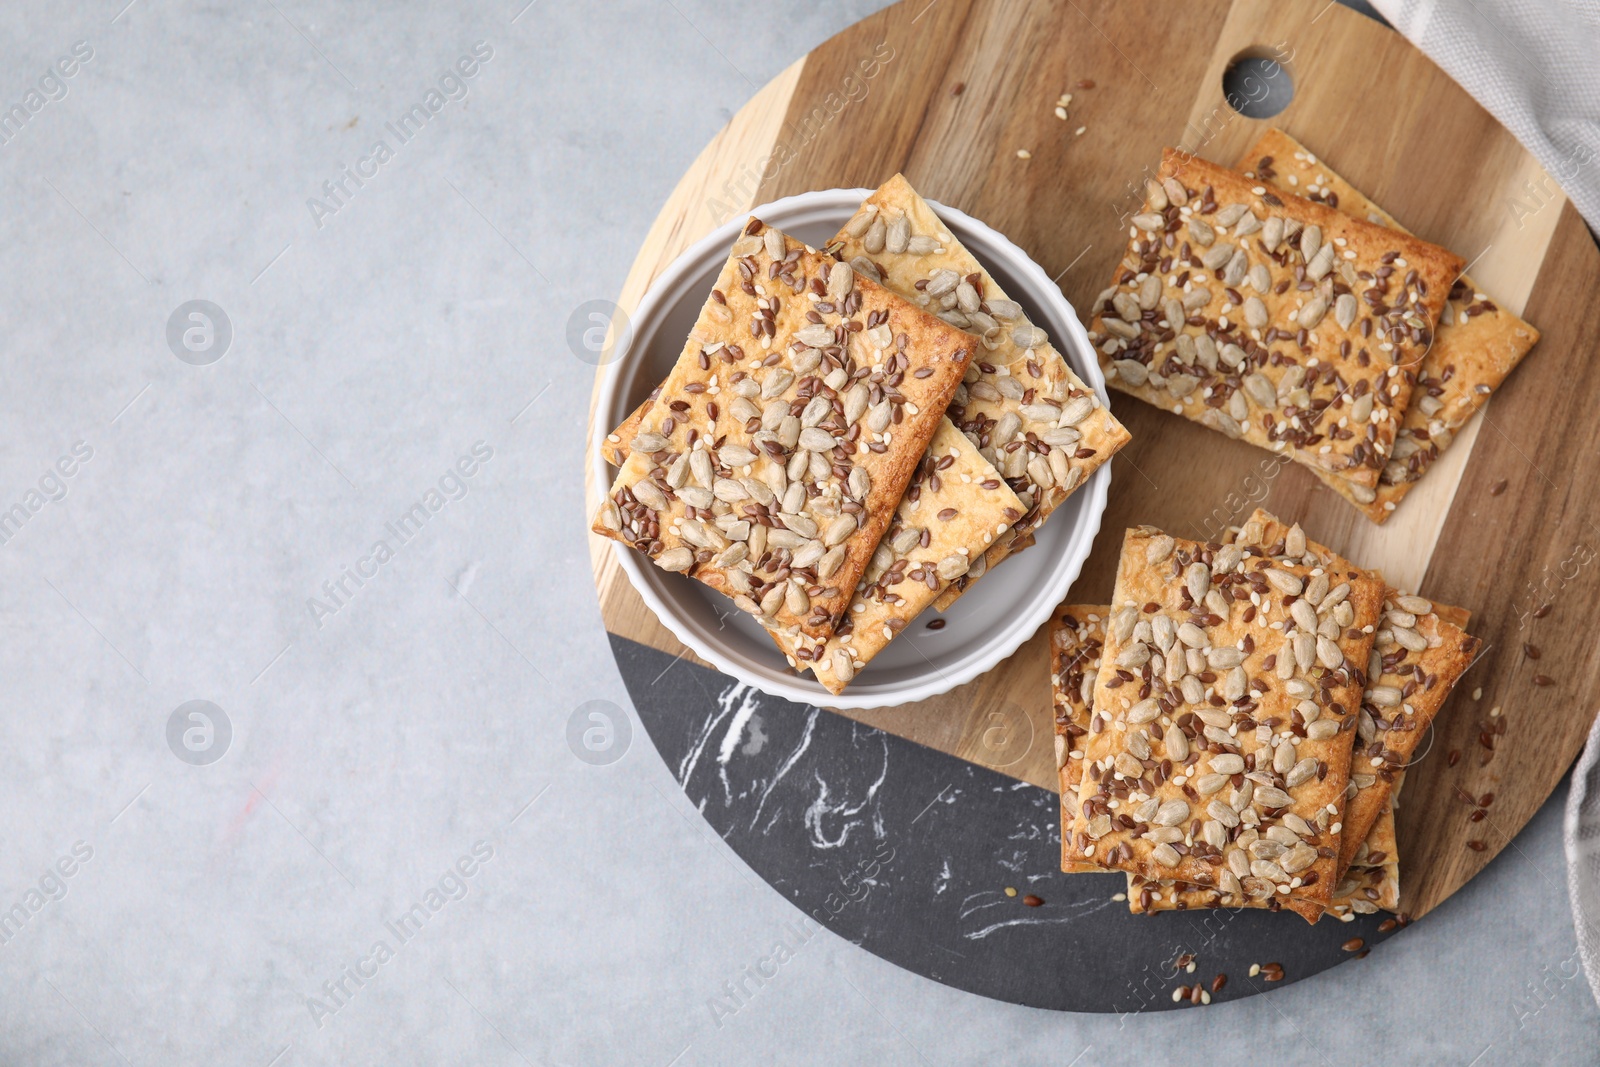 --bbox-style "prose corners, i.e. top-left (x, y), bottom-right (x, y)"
top-left (586, 0), bottom-right (1600, 1010)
